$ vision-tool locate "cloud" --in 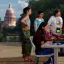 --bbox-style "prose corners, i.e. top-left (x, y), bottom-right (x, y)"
top-left (18, 0), bottom-right (29, 9)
